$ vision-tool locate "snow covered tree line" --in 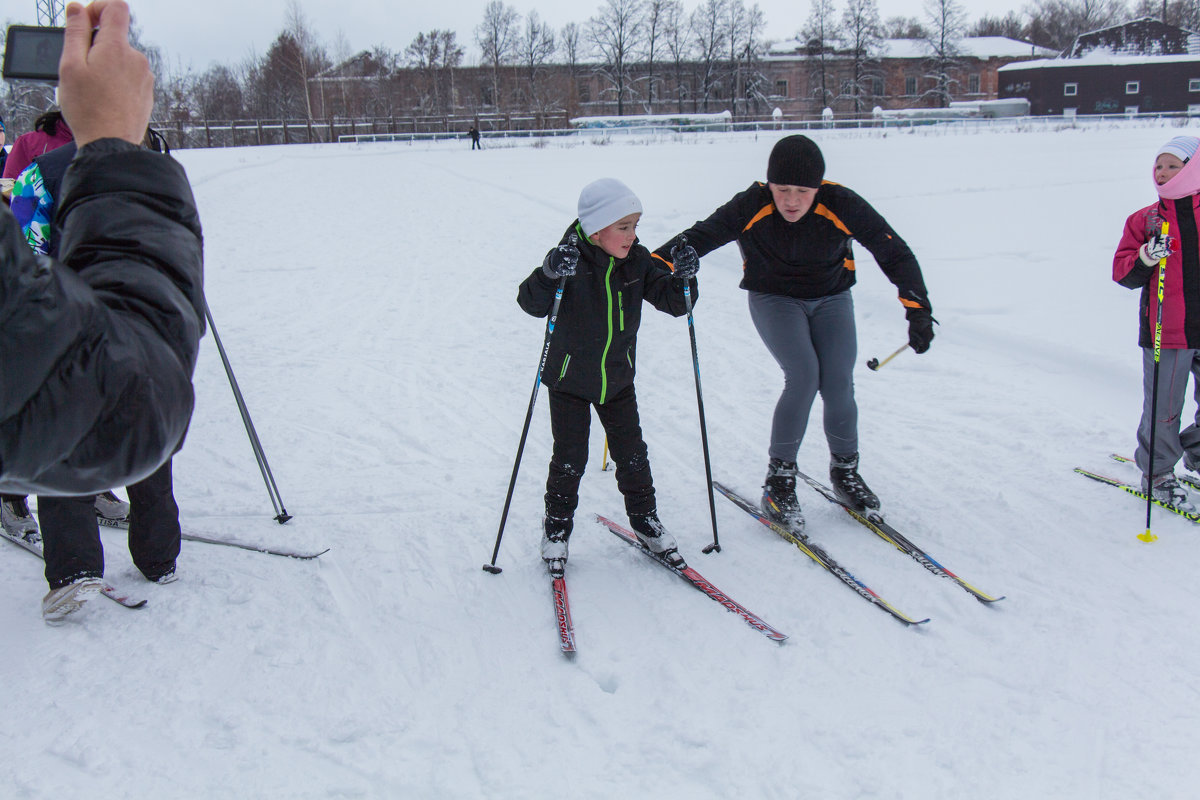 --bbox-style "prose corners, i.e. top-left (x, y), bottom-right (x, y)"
top-left (1, 0), bottom-right (1197, 132)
